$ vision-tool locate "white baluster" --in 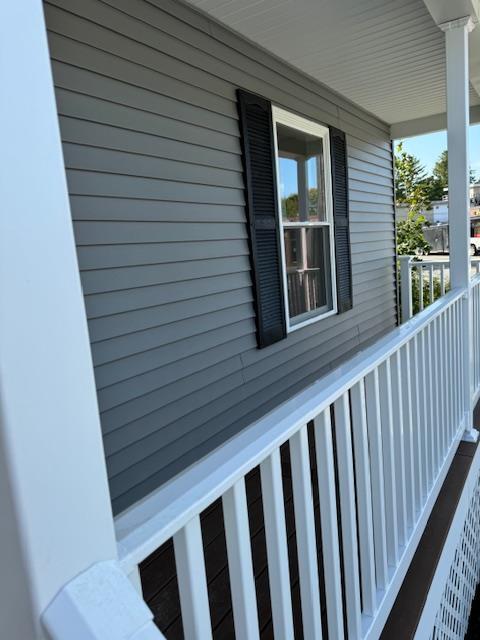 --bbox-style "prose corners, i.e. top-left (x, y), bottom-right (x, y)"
top-left (418, 265), bottom-right (424, 312)
top-left (409, 336), bottom-right (423, 515)
top-left (314, 411), bottom-right (345, 640)
top-left (364, 370), bottom-right (389, 590)
top-left (350, 380), bottom-right (377, 615)
top-left (334, 393), bottom-right (362, 638)
top-left (389, 352), bottom-right (408, 547)
top-left (289, 426), bottom-right (323, 639)
top-left (260, 450), bottom-right (294, 640)
top-left (378, 359), bottom-right (399, 567)
top-left (429, 265), bottom-right (434, 304)
top-left (399, 255), bottom-right (413, 322)
top-left (223, 480), bottom-right (260, 640)
top-left (400, 344), bottom-right (416, 531)
top-left (174, 517), bottom-right (213, 640)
